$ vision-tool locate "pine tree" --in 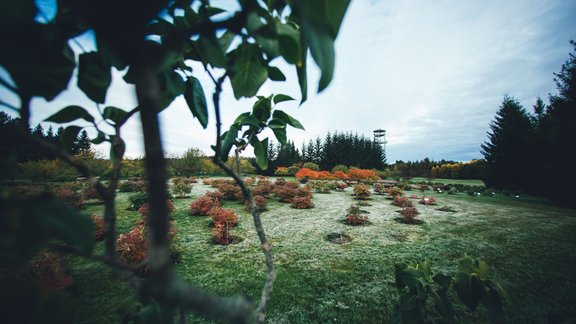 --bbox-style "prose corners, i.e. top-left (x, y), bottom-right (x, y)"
top-left (481, 95), bottom-right (534, 190)
top-left (541, 40), bottom-right (576, 205)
